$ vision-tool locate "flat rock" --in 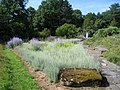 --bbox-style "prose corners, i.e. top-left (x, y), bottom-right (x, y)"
top-left (60, 68), bottom-right (102, 87)
top-left (95, 46), bottom-right (108, 53)
top-left (108, 85), bottom-right (120, 90)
